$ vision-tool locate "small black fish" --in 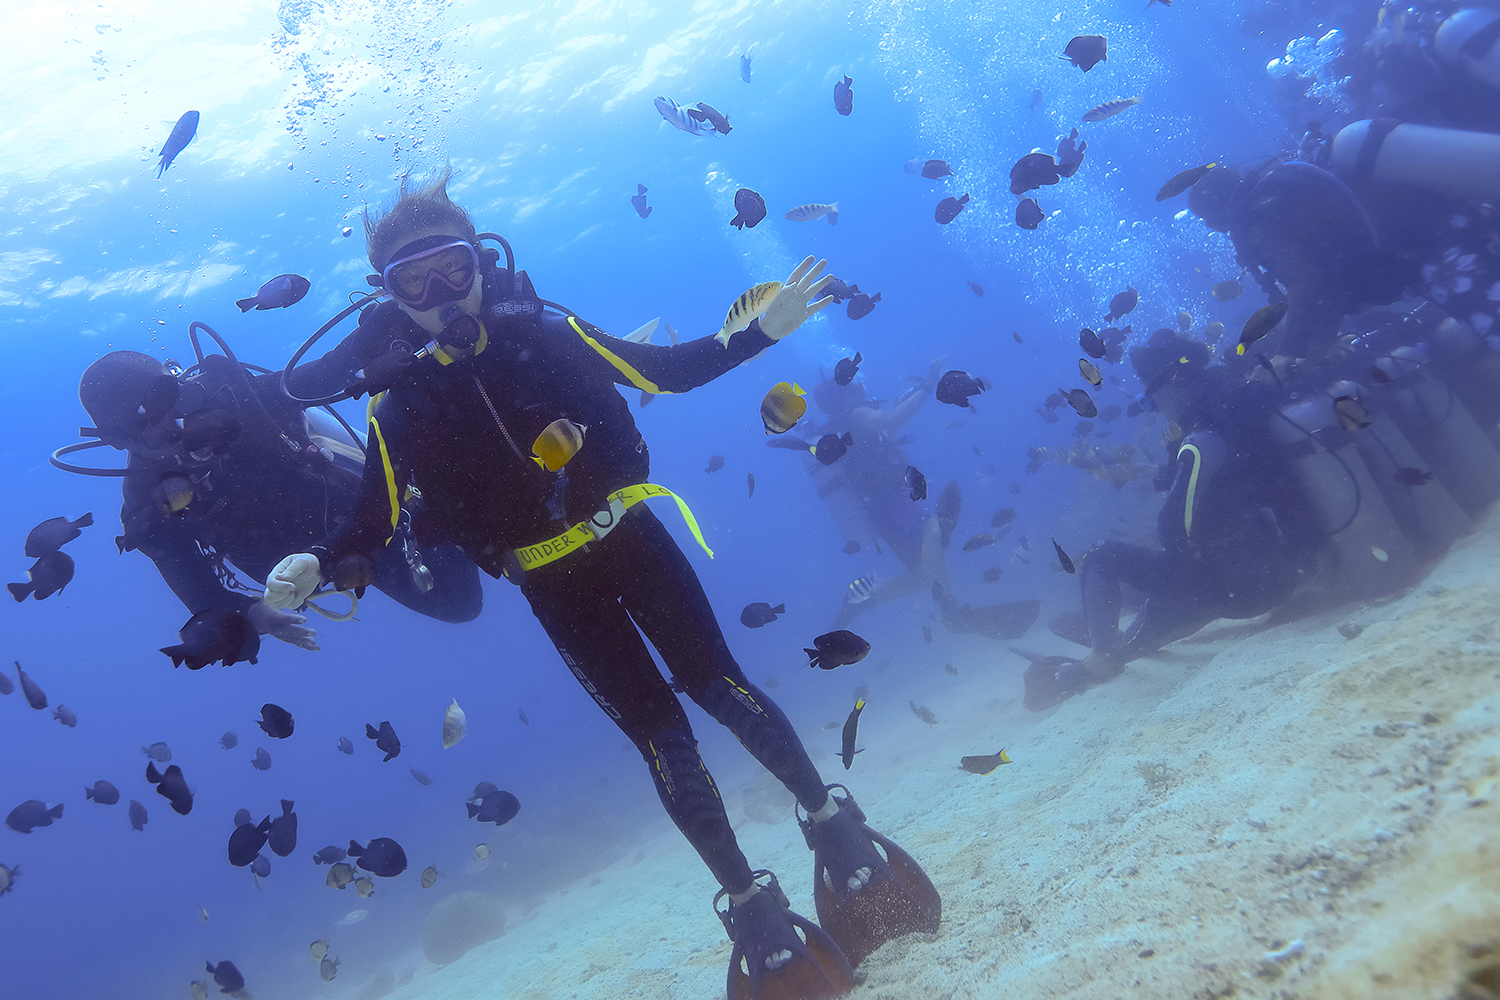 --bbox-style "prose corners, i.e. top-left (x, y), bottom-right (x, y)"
top-left (922, 159), bottom-right (952, 179)
top-left (983, 567), bottom-right (1003, 583)
top-left (1237, 302), bottom-right (1289, 355)
top-left (0, 672), bottom-right (10, 696)
top-left (1062, 34), bottom-right (1107, 71)
top-left (1078, 328), bottom-right (1109, 360)
top-left (129, 799), bottom-right (148, 831)
top-left (250, 854), bottom-right (270, 879)
top-left (1052, 537), bottom-right (1076, 574)
top-left (14, 662), bottom-right (46, 710)
top-left (805, 630), bottom-right (871, 670)
top-left (1013, 331), bottom-right (1024, 344)
top-left (730, 188), bottom-right (767, 229)
top-left (257, 703), bottom-right (294, 739)
top-left (935, 193), bottom-right (970, 224)
top-left (840, 699), bottom-right (865, 770)
top-left (263, 799), bottom-right (296, 857)
top-left (910, 702), bottom-right (937, 726)
top-left (705, 455), bottom-right (726, 473)
top-left (347, 837), bottom-right (408, 877)
top-left (5, 800), bottom-right (63, 833)
top-left (519, 710), bottom-right (530, 725)
top-left (1393, 467), bottom-right (1433, 486)
top-left (157, 110), bottom-right (199, 178)
top-left (466, 781), bottom-right (522, 826)
top-left (143, 741), bottom-right (171, 762)
top-left (220, 732), bottom-right (238, 750)
top-left (843, 540), bottom-right (861, 554)
top-left (1008, 482), bottom-right (1021, 495)
top-left (146, 761), bottom-right (194, 815)
top-left (161, 609), bottom-right (260, 669)
top-left (85, 780), bottom-right (120, 805)
top-left (834, 352), bottom-right (863, 386)
top-left (686, 101), bottom-right (732, 133)
top-left (313, 846), bottom-right (348, 866)
top-left (747, 472), bottom-right (755, 498)
top-left (206, 960), bottom-right (245, 995)
top-left (23, 513), bottom-right (93, 558)
top-left (819, 277), bottom-right (860, 302)
top-left (337, 736), bottom-right (353, 755)
top-left (1061, 387), bottom-right (1098, 418)
top-left (1015, 199), bottom-right (1045, 230)
top-left (991, 508), bottom-right (1017, 527)
top-left (936, 370), bottom-right (985, 407)
top-left (365, 720), bottom-right (401, 761)
top-left (814, 432), bottom-right (854, 466)
top-left (1155, 162), bottom-right (1217, 202)
top-left (631, 183), bottom-right (652, 219)
top-left (1056, 128), bottom-right (1087, 177)
top-left (906, 465), bottom-right (928, 501)
top-left (834, 74), bottom-right (853, 116)
top-left (968, 280), bottom-right (984, 296)
top-left (962, 533), bottom-right (995, 553)
top-left (251, 748), bottom-right (272, 771)
top-left (235, 274), bottom-right (310, 312)
top-left (740, 602), bottom-right (786, 628)
top-left (847, 290), bottom-right (882, 320)
top-left (410, 768), bottom-right (433, 786)
top-left (1105, 286), bottom-right (1138, 322)
top-left (1010, 152), bottom-right (1060, 195)
top-left (8, 550), bottom-right (74, 602)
